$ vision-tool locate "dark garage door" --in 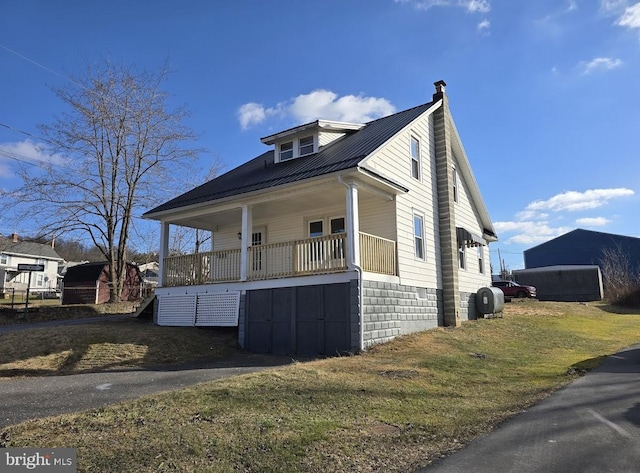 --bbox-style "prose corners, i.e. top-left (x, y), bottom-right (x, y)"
top-left (245, 283), bottom-right (351, 356)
